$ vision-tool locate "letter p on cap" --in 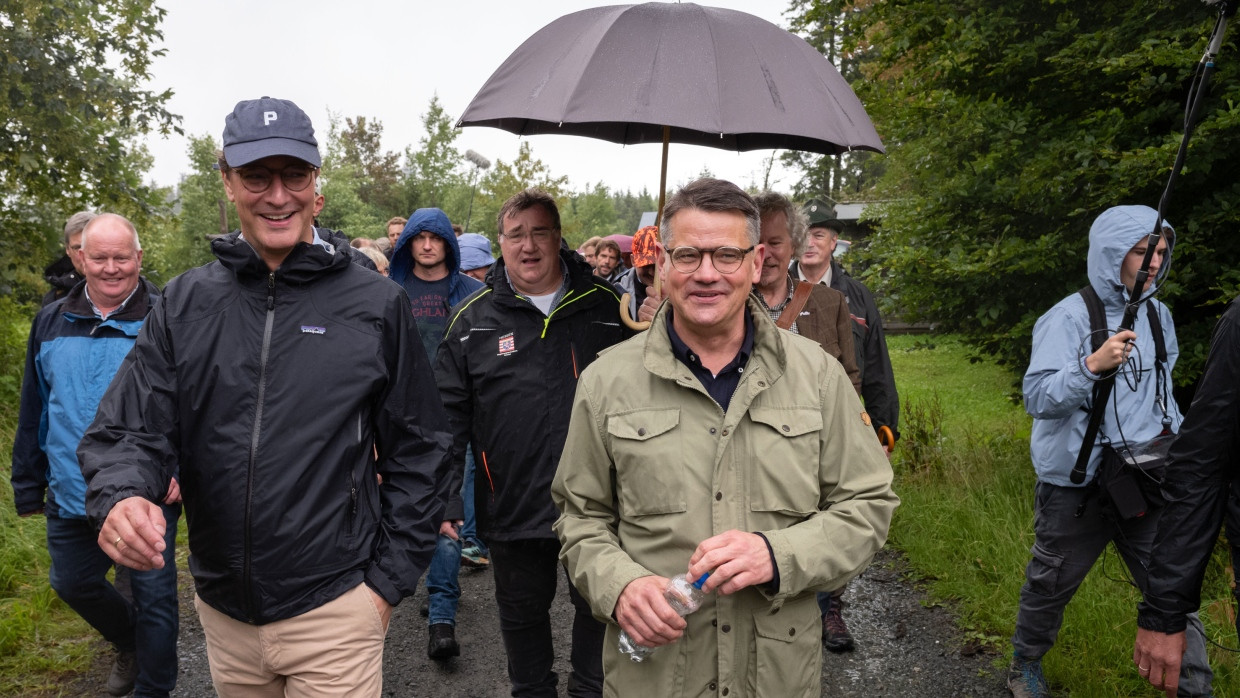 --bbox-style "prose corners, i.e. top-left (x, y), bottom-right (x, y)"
top-left (263, 110), bottom-right (278, 126)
